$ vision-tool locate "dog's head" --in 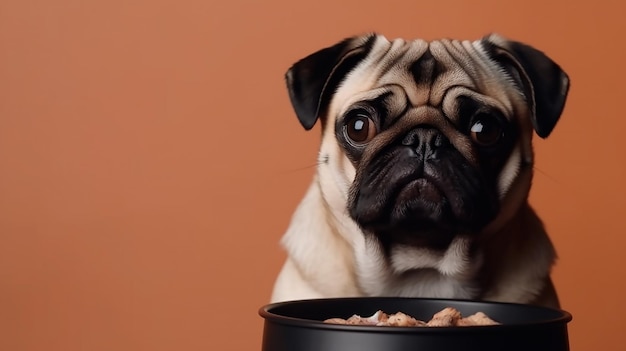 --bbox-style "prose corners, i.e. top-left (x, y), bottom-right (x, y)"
top-left (285, 34), bottom-right (569, 250)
